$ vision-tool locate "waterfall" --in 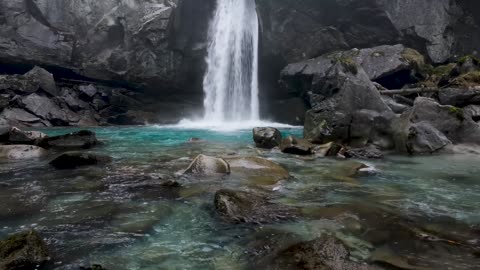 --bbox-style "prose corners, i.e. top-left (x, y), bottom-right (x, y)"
top-left (202, 0), bottom-right (260, 123)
